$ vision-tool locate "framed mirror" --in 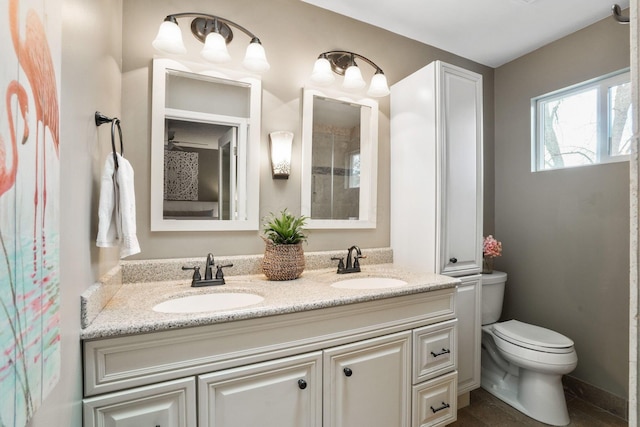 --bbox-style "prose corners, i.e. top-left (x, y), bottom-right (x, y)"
top-left (151, 59), bottom-right (261, 231)
top-left (301, 88), bottom-right (378, 229)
